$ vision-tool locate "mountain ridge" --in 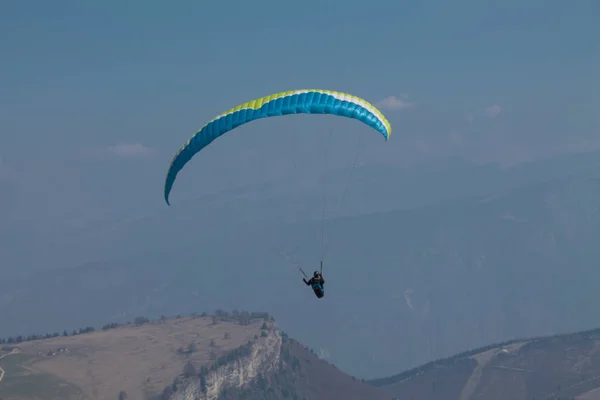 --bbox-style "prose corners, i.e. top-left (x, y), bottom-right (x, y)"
top-left (370, 326), bottom-right (600, 400)
top-left (0, 310), bottom-right (391, 400)
top-left (7, 309), bottom-right (600, 399)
